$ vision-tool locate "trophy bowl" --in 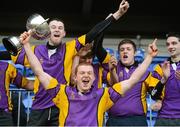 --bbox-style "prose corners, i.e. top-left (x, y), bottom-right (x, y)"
top-left (26, 13), bottom-right (50, 40)
top-left (2, 13), bottom-right (50, 56)
top-left (2, 36), bottom-right (21, 56)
